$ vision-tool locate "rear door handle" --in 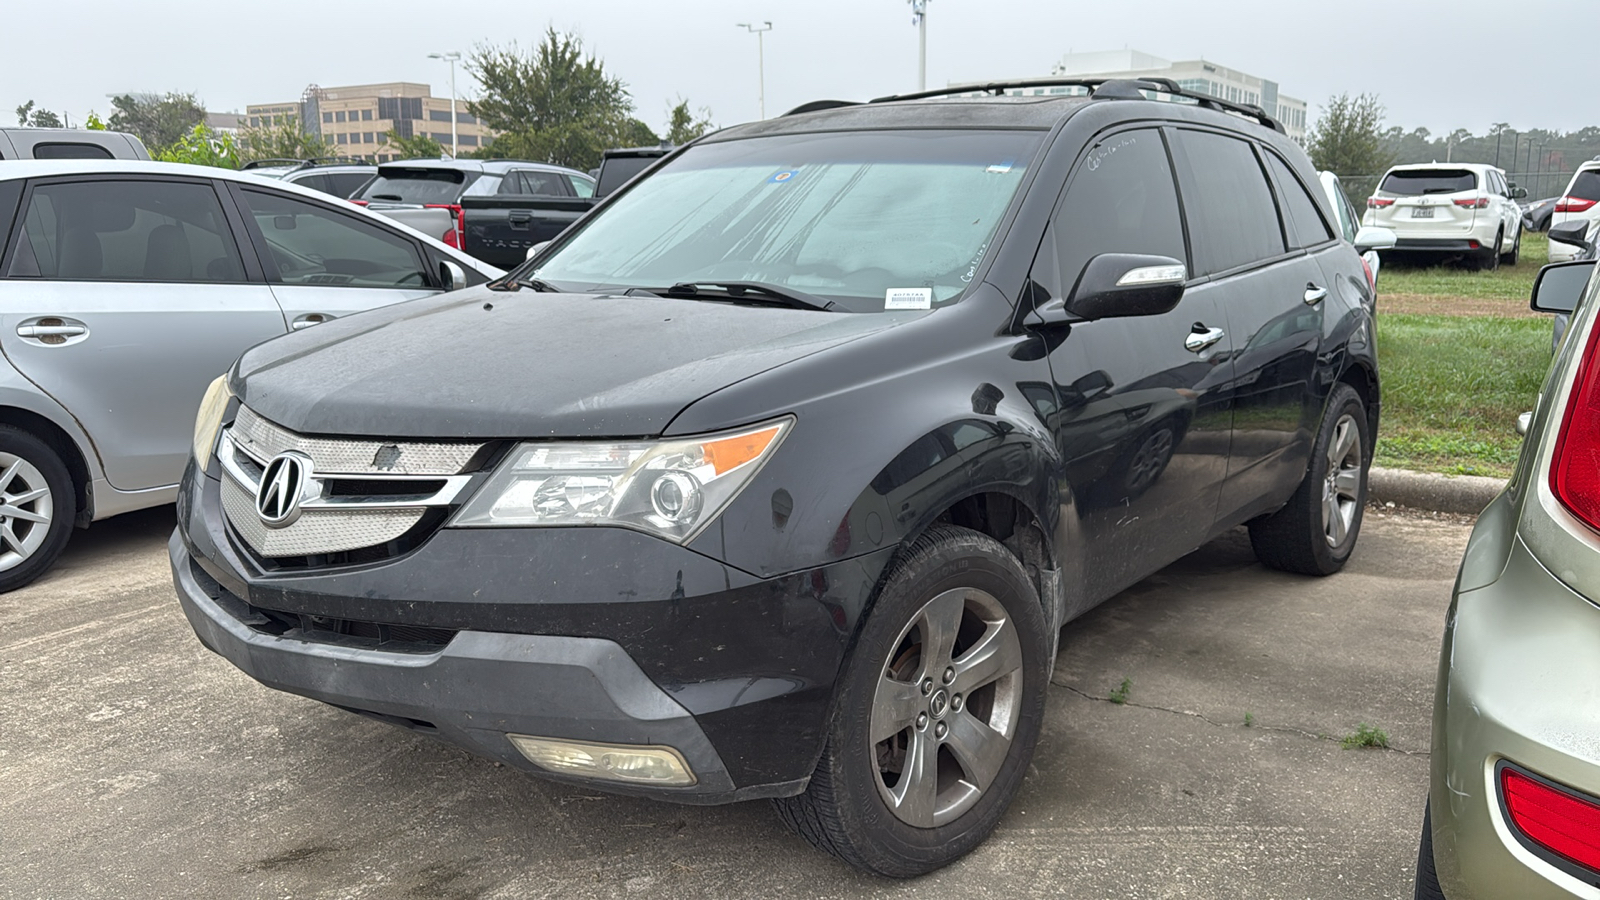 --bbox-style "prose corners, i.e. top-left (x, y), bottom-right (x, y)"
top-left (1185, 325), bottom-right (1226, 353)
top-left (16, 316), bottom-right (88, 344)
top-left (1304, 284), bottom-right (1329, 305)
top-left (291, 313), bottom-right (333, 330)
